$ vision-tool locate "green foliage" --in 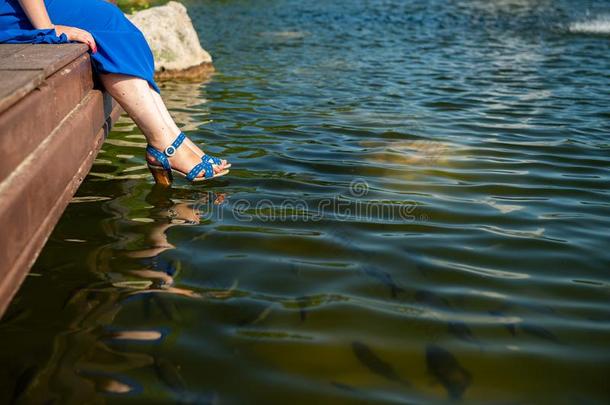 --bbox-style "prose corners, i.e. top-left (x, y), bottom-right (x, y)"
top-left (116, 0), bottom-right (150, 13)
top-left (116, 0), bottom-right (171, 14)
top-left (116, 0), bottom-right (170, 14)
